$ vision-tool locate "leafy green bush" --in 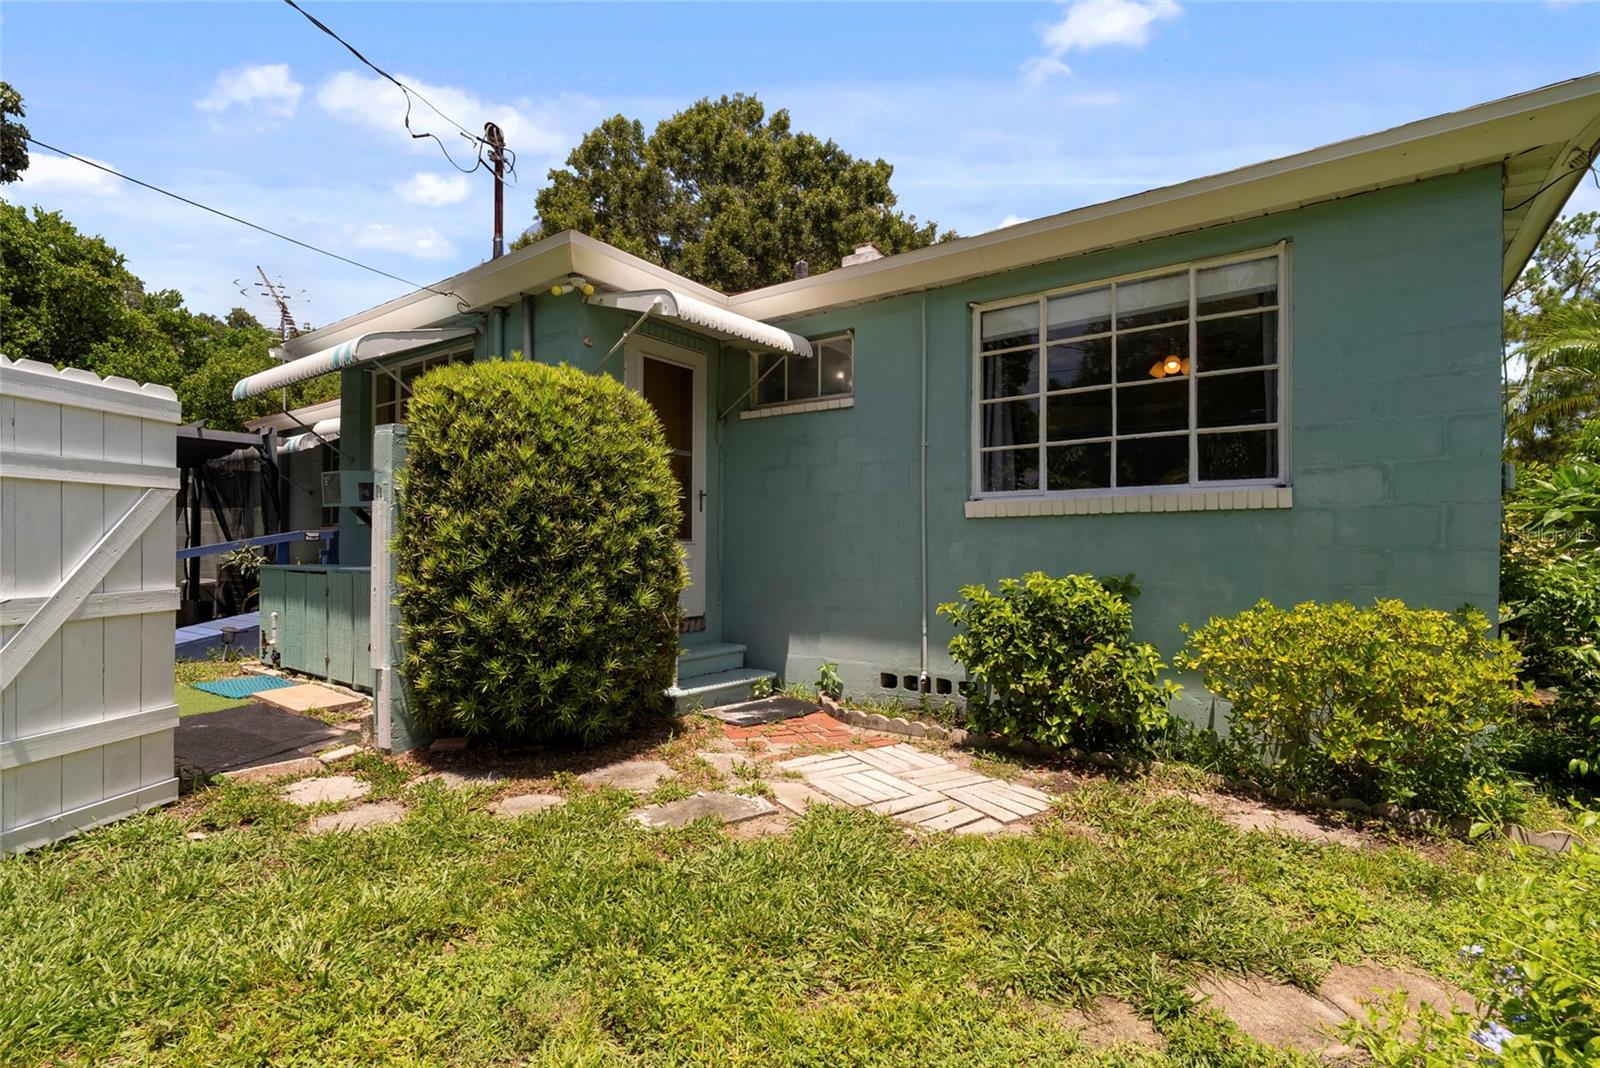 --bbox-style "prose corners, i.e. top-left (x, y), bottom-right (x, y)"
top-left (1348, 815), bottom-right (1600, 1066)
top-left (395, 359), bottom-right (685, 745)
top-left (1179, 600), bottom-right (1523, 817)
top-left (1503, 457), bottom-right (1600, 781)
top-left (938, 572), bottom-right (1177, 750)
